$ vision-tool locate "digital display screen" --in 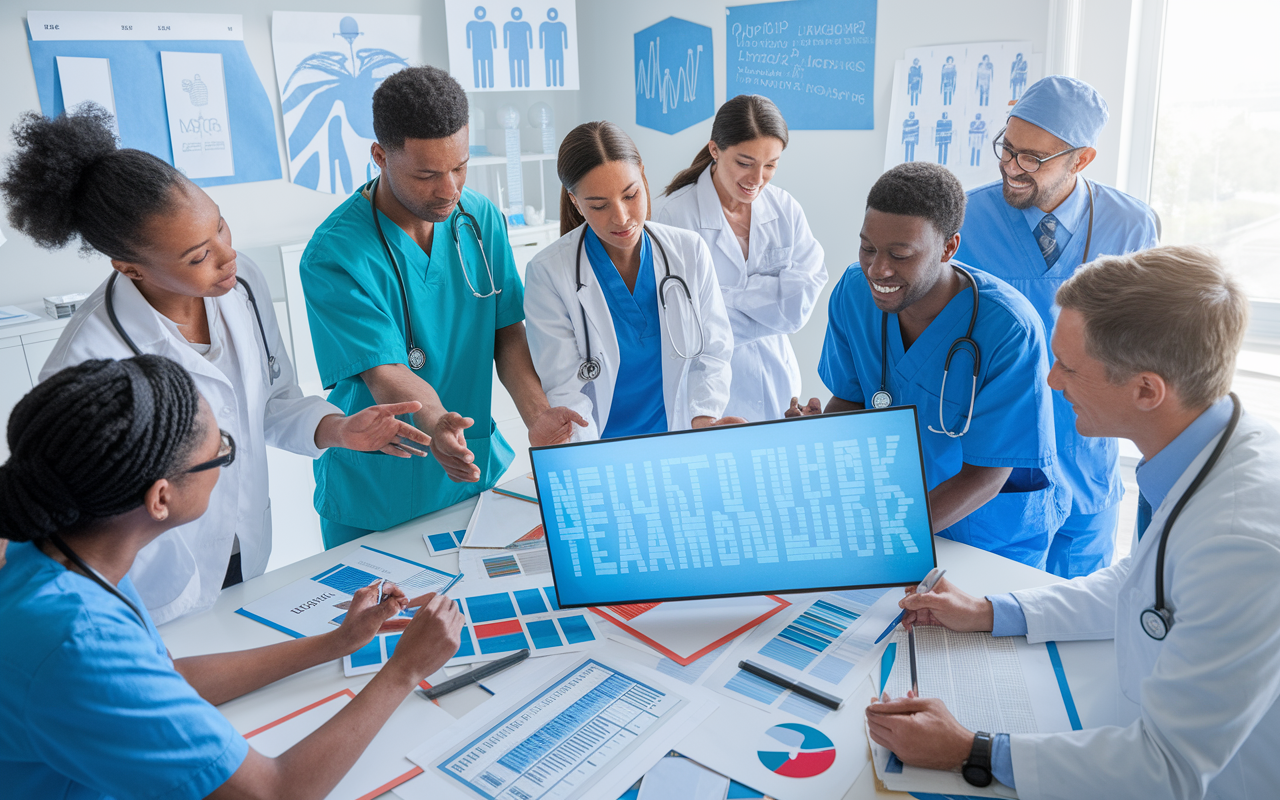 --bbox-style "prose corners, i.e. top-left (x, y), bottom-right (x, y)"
top-left (530, 408), bottom-right (936, 608)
